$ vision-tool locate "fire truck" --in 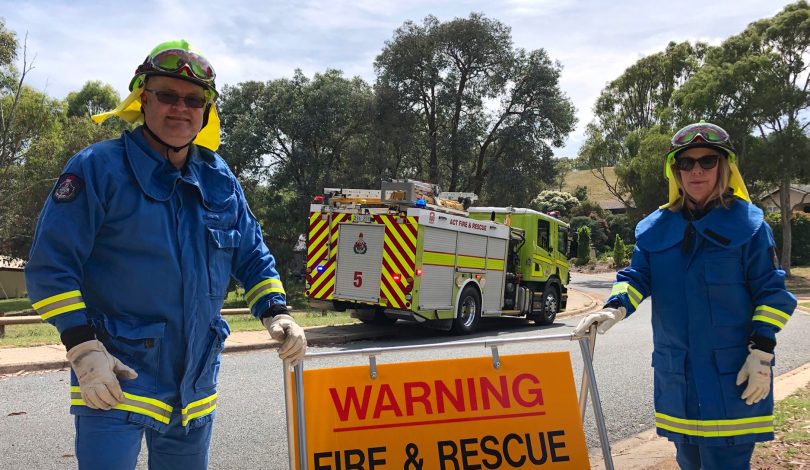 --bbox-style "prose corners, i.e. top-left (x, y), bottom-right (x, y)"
top-left (304, 180), bottom-right (571, 334)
